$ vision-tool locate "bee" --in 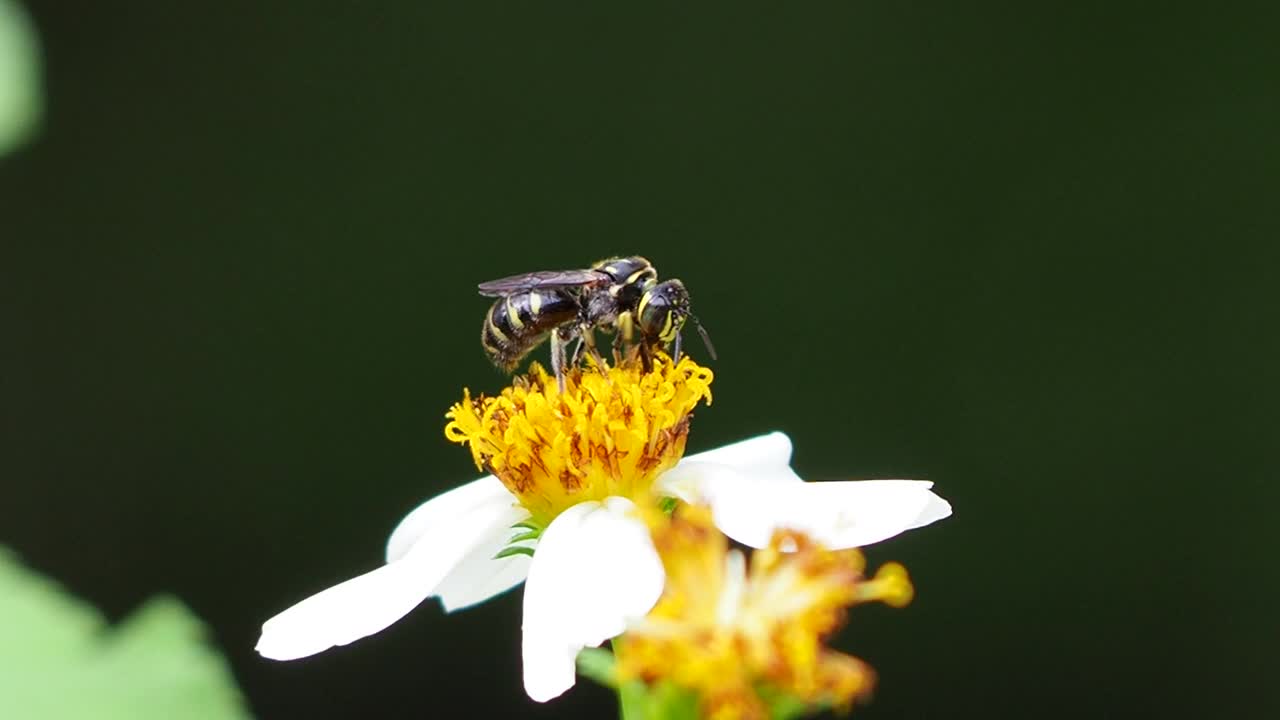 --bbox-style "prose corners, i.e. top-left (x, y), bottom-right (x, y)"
top-left (477, 256), bottom-right (715, 389)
